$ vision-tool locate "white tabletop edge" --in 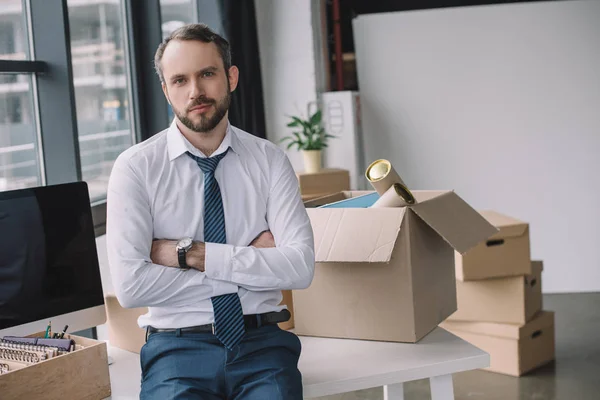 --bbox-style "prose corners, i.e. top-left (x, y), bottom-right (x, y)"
top-left (303, 352), bottom-right (490, 398)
